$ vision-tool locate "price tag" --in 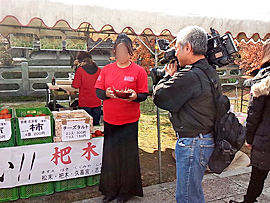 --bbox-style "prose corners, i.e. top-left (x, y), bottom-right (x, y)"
top-left (19, 116), bottom-right (51, 139)
top-left (0, 119), bottom-right (12, 141)
top-left (61, 120), bottom-right (90, 141)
